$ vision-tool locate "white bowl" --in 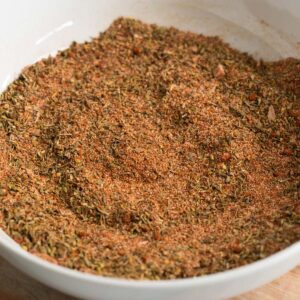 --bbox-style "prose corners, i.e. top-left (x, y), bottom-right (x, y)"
top-left (0, 1), bottom-right (299, 299)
